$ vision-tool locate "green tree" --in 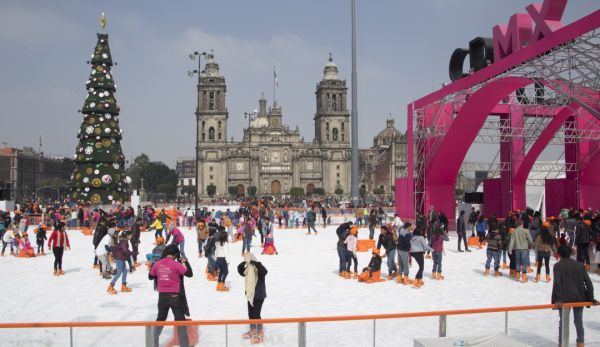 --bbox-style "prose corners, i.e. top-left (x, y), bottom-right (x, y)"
top-left (206, 183), bottom-right (217, 197)
top-left (359, 185), bottom-right (367, 197)
top-left (314, 188), bottom-right (325, 196)
top-left (334, 187), bottom-right (344, 195)
top-left (70, 32), bottom-right (128, 205)
top-left (125, 154), bottom-right (177, 199)
top-left (228, 186), bottom-right (238, 197)
top-left (290, 187), bottom-right (304, 197)
top-left (247, 186), bottom-right (257, 197)
top-left (181, 185), bottom-right (196, 198)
